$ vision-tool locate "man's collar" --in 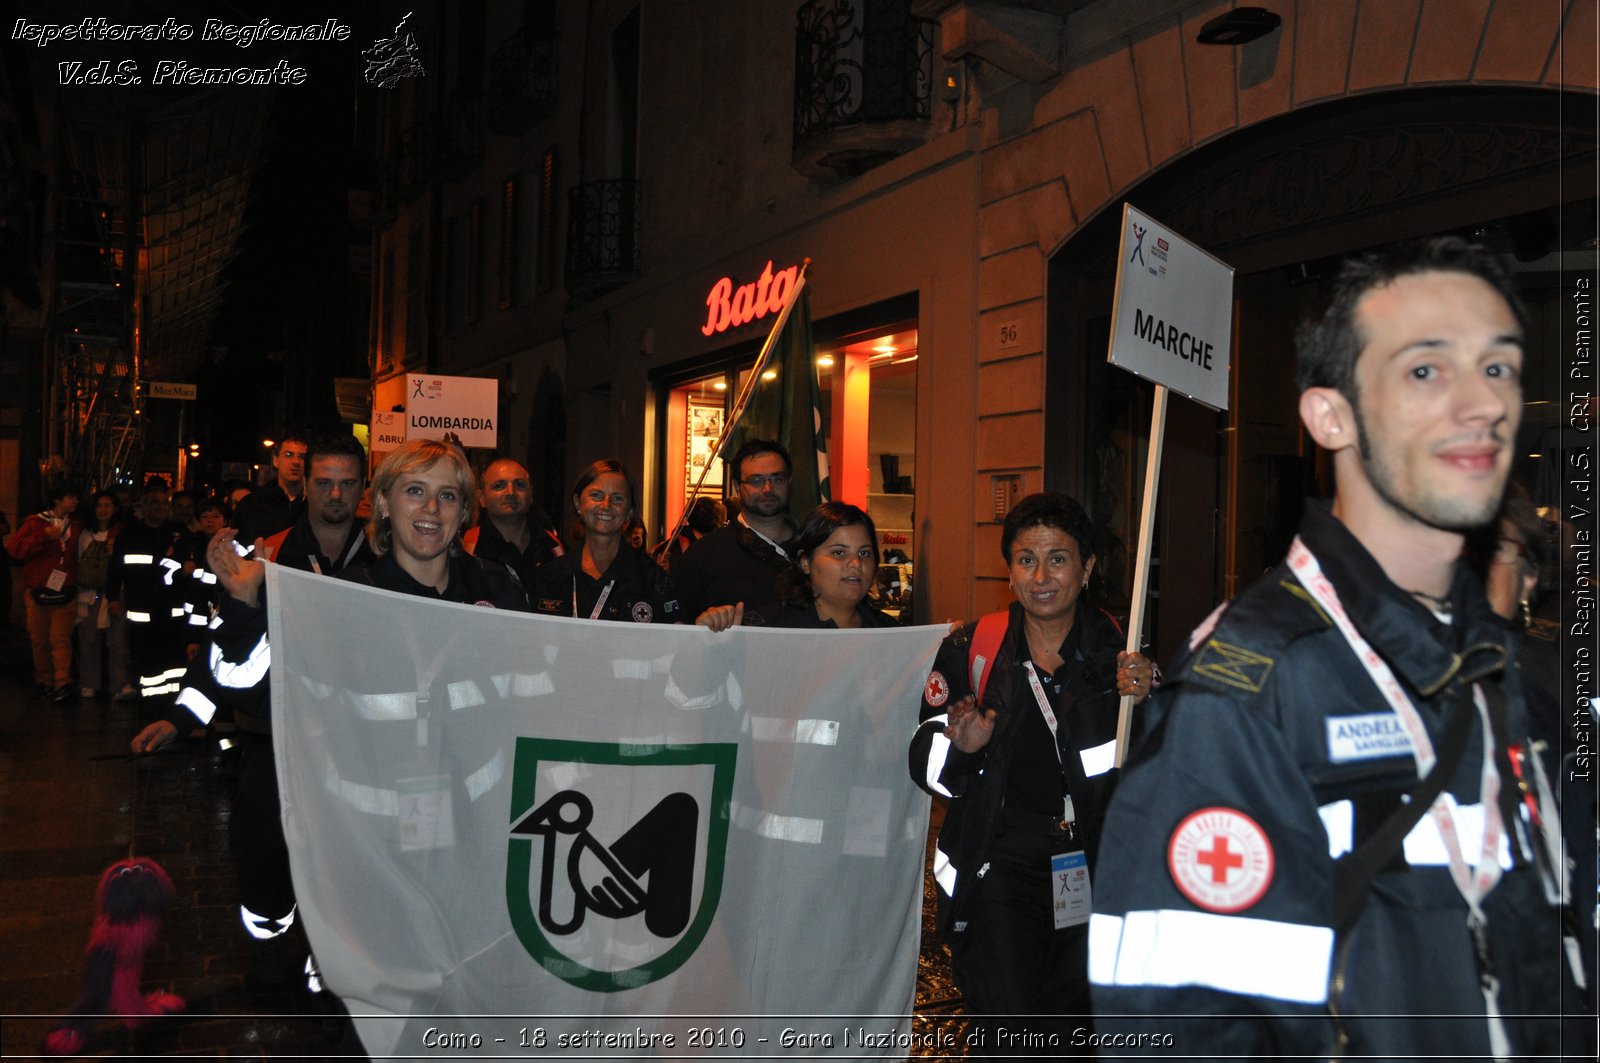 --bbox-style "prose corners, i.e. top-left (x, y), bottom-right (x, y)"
top-left (1300, 499), bottom-right (1506, 693)
top-left (737, 512), bottom-right (792, 557)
